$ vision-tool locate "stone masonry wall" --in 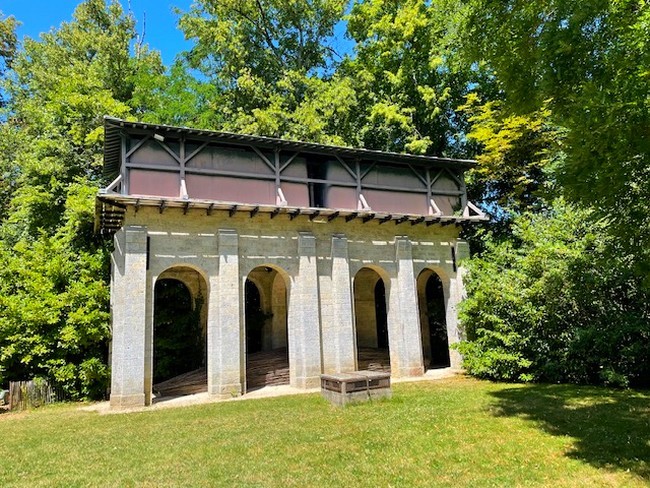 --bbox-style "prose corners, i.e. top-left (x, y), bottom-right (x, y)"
top-left (109, 205), bottom-right (468, 408)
